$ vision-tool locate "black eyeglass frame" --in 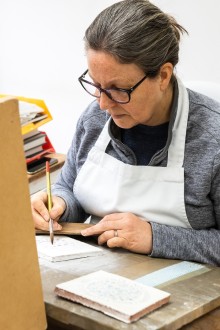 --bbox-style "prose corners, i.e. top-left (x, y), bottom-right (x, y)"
top-left (78, 69), bottom-right (148, 104)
